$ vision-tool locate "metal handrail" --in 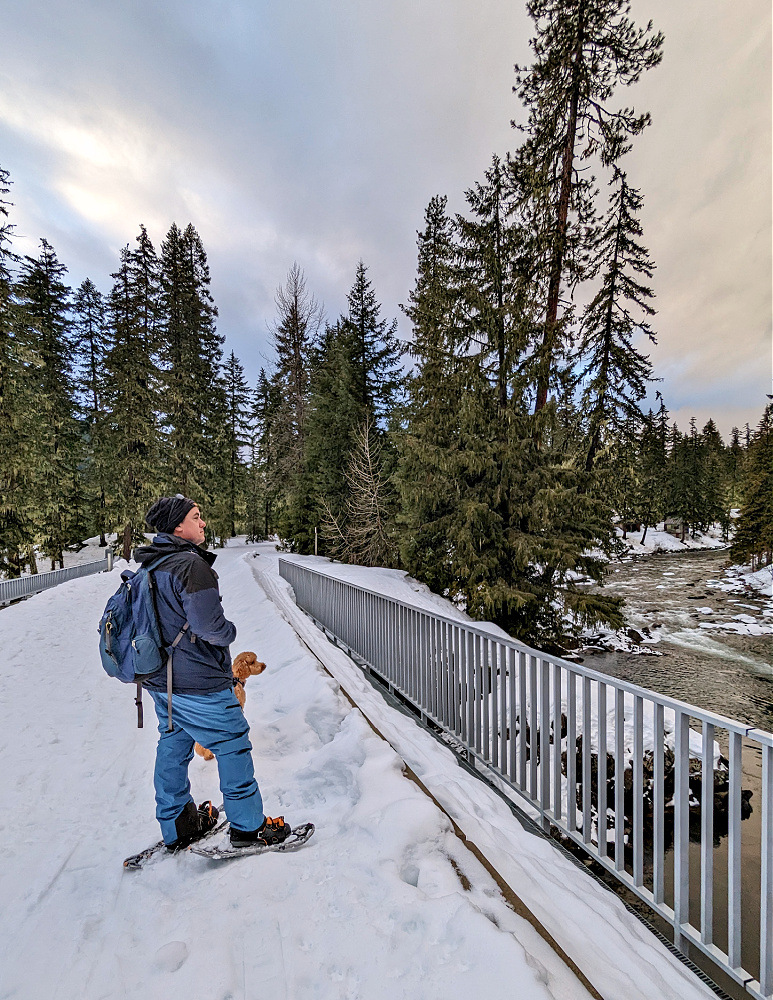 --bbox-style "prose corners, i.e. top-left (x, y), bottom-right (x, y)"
top-left (0, 552), bottom-right (112, 606)
top-left (279, 557), bottom-right (773, 1000)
